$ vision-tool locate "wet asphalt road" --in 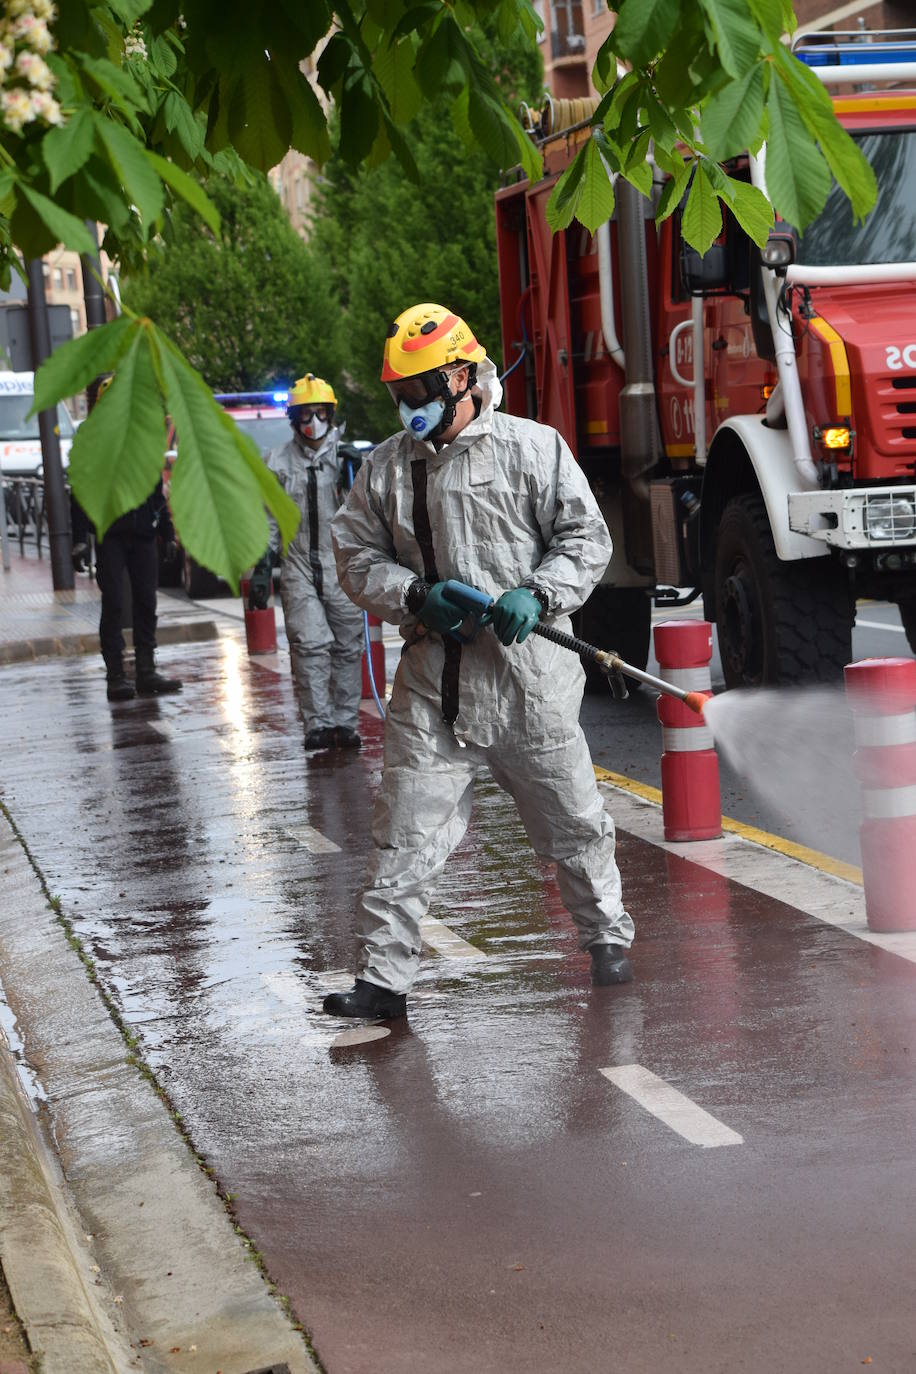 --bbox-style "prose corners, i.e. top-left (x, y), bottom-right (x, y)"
top-left (2, 618), bottom-right (916, 1372)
